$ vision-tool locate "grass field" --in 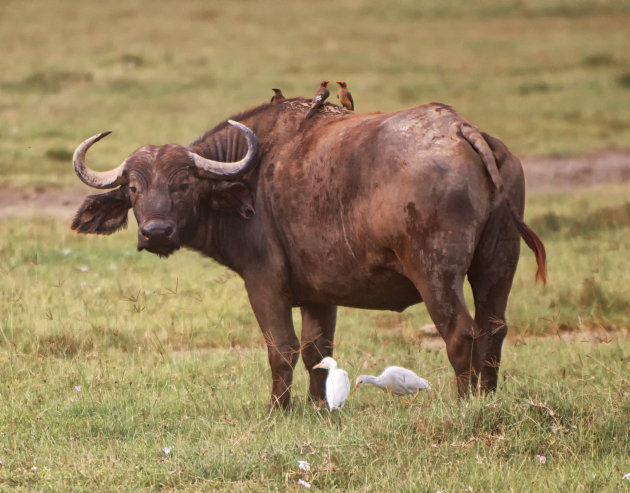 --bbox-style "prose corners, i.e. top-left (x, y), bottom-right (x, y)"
top-left (1, 186), bottom-right (629, 491)
top-left (0, 336), bottom-right (627, 491)
top-left (1, 0), bottom-right (630, 186)
top-left (1, 0), bottom-right (630, 491)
